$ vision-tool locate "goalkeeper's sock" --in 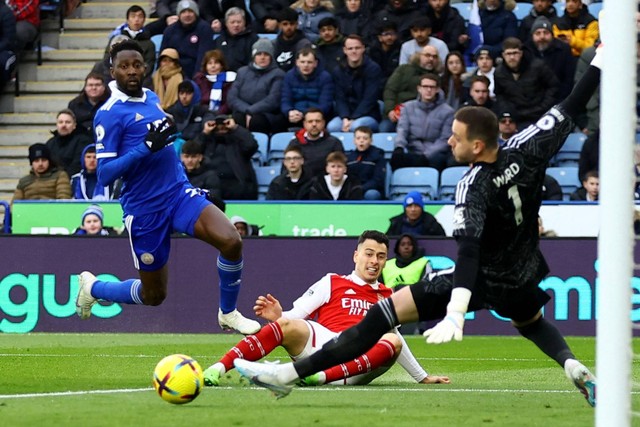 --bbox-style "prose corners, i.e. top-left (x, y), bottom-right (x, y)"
top-left (217, 255), bottom-right (242, 313)
top-left (219, 322), bottom-right (283, 372)
top-left (323, 339), bottom-right (396, 384)
top-left (516, 317), bottom-right (574, 366)
top-left (294, 298), bottom-right (399, 378)
top-left (91, 279), bottom-right (143, 304)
